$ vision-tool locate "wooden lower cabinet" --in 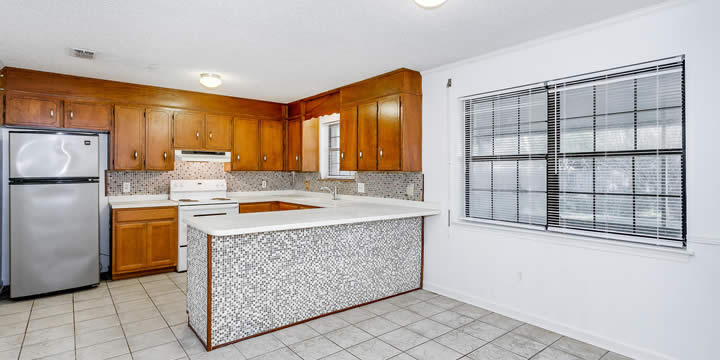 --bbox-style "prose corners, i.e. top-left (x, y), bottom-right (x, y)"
top-left (238, 202), bottom-right (318, 213)
top-left (112, 206), bottom-right (177, 279)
